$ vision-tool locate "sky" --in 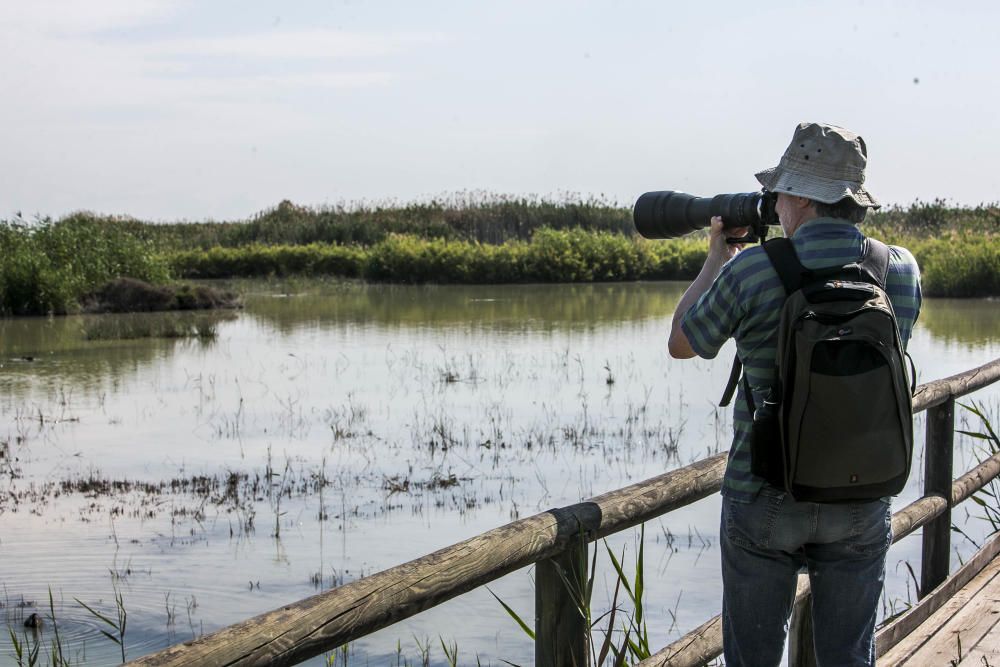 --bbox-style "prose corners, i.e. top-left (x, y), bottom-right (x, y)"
top-left (2, 0), bottom-right (999, 221)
